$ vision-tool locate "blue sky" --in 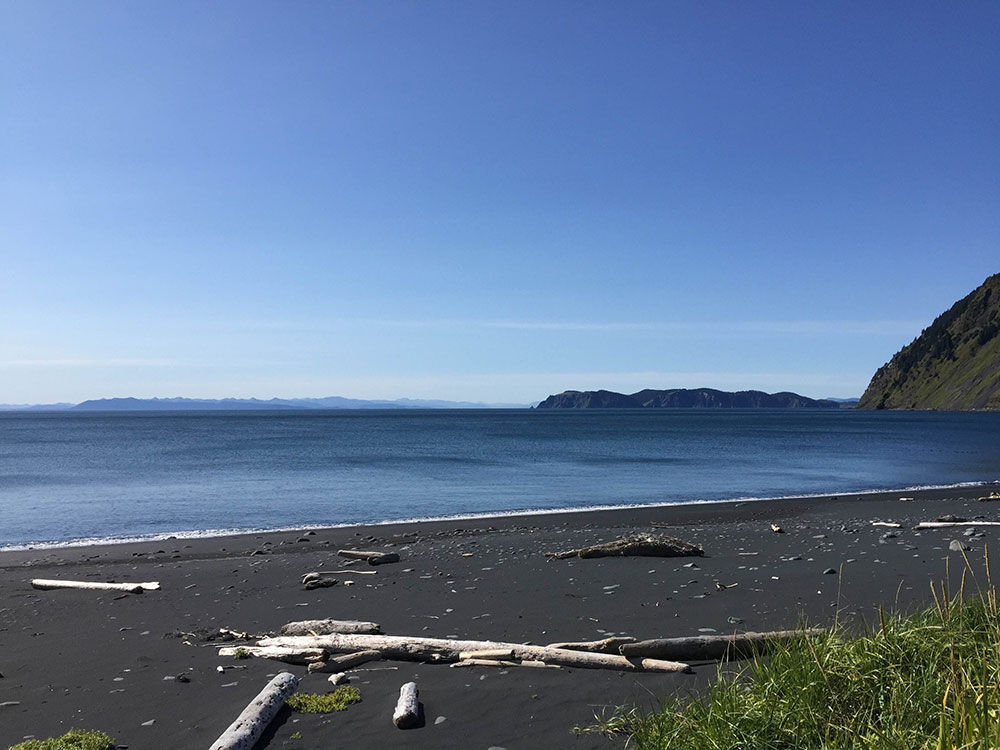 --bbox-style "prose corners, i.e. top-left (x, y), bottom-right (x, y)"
top-left (2, 2), bottom-right (998, 403)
